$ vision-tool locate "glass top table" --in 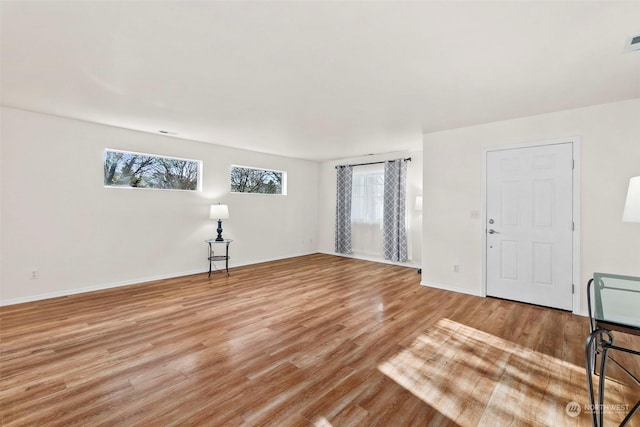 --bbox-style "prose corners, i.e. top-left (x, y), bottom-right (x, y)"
top-left (591, 273), bottom-right (640, 333)
top-left (586, 272), bottom-right (640, 427)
